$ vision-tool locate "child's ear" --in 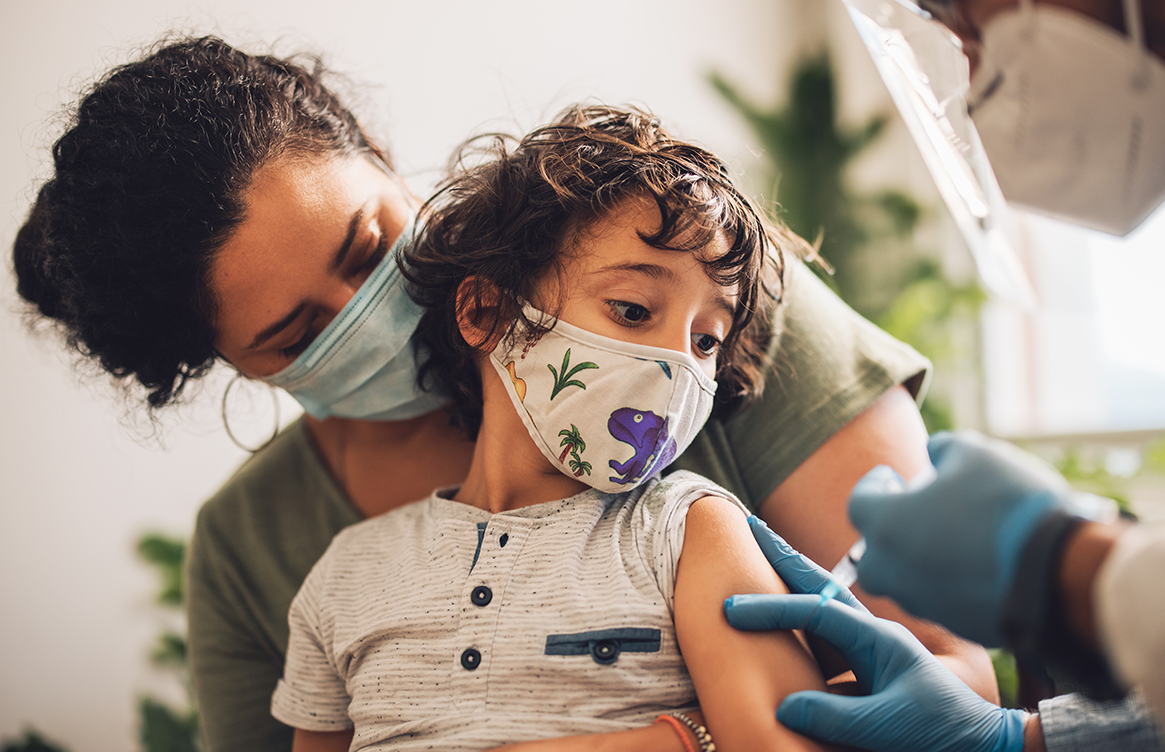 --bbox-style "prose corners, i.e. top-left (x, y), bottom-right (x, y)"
top-left (455, 277), bottom-right (507, 351)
